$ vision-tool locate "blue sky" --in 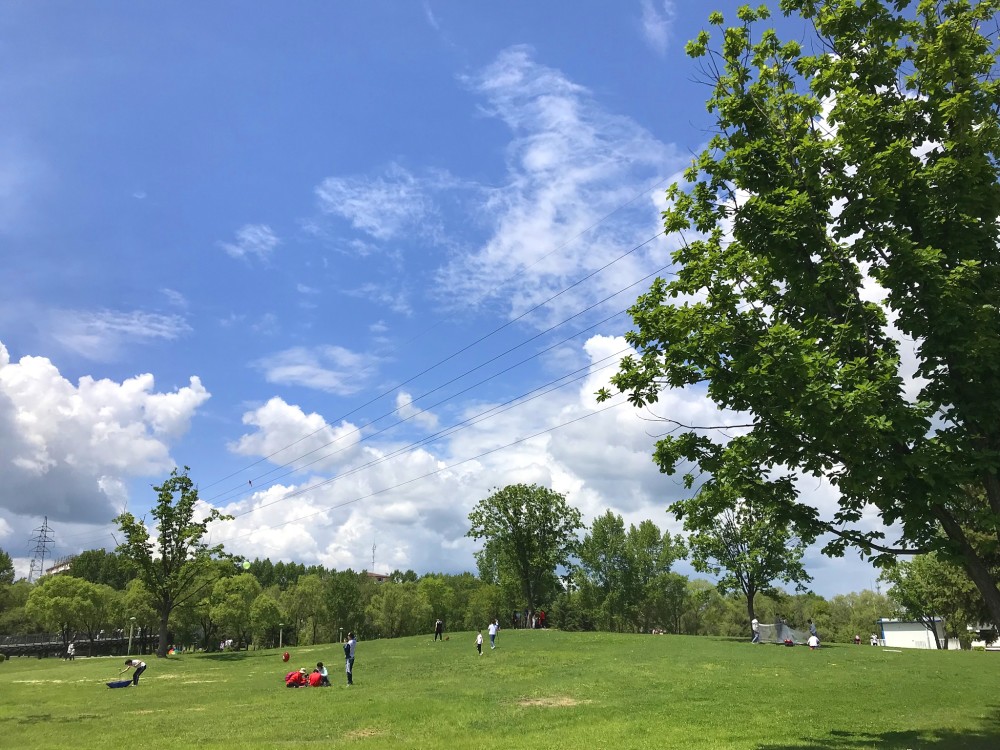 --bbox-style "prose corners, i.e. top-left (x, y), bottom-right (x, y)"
top-left (0, 1), bottom-right (886, 596)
